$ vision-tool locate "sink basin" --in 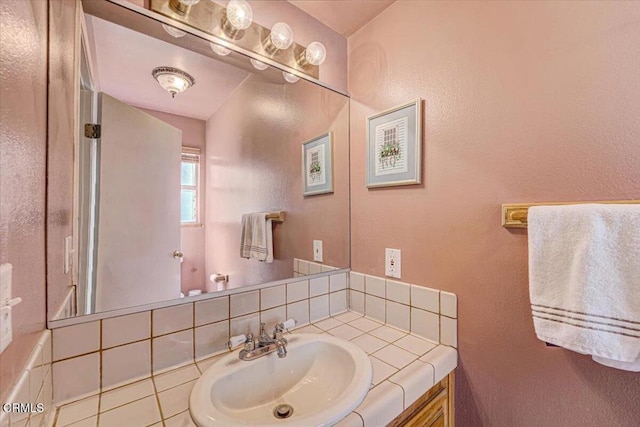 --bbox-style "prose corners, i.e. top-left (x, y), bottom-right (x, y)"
top-left (190, 333), bottom-right (373, 426)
